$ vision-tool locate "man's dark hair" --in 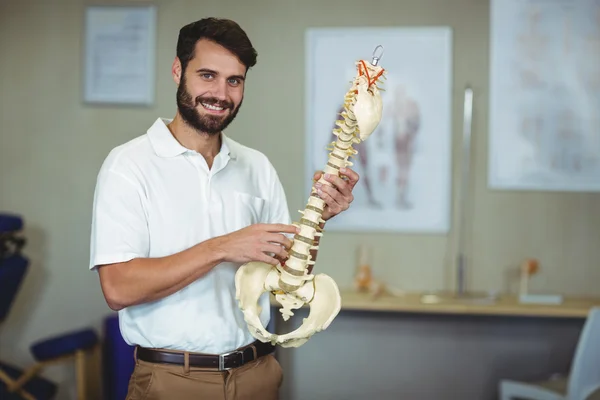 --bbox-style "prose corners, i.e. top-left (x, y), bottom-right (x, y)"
top-left (176, 18), bottom-right (258, 73)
